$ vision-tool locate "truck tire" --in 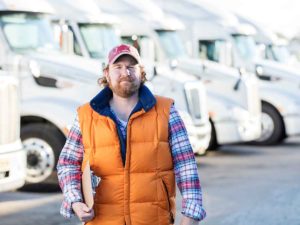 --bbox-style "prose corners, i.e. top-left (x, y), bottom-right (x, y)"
top-left (20, 123), bottom-right (65, 190)
top-left (207, 120), bottom-right (219, 150)
top-left (254, 102), bottom-right (285, 145)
